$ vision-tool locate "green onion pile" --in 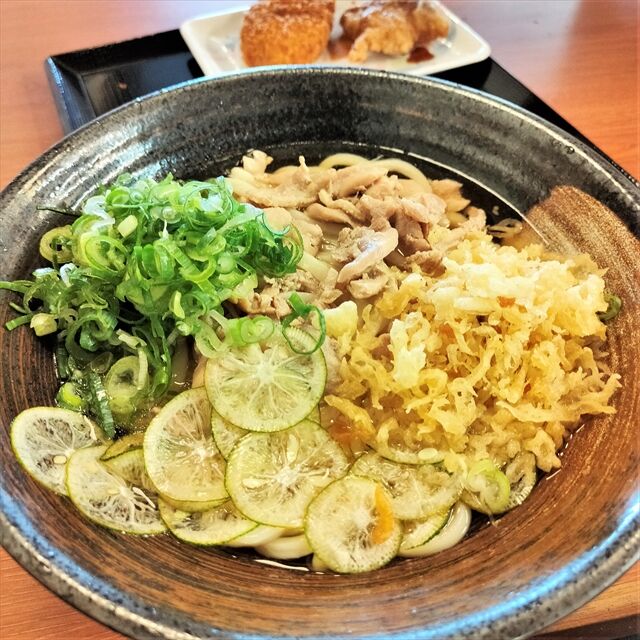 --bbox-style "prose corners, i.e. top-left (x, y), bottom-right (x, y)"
top-left (1, 173), bottom-right (320, 437)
